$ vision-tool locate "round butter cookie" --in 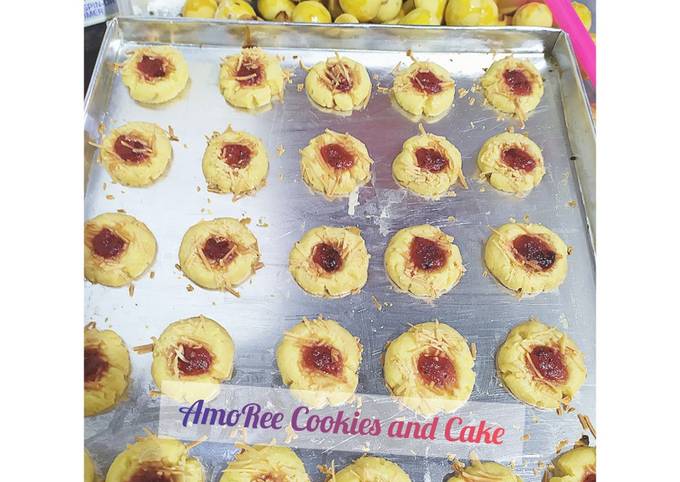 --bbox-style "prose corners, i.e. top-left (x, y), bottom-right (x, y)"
top-left (392, 124), bottom-right (466, 199)
top-left (548, 446), bottom-right (596, 482)
top-left (84, 323), bottom-right (131, 416)
top-left (202, 126), bottom-right (268, 198)
top-left (121, 46), bottom-right (189, 104)
top-left (219, 47), bottom-right (285, 110)
top-left (497, 318), bottom-right (587, 409)
top-left (333, 456), bottom-right (411, 482)
top-left (84, 212), bottom-right (157, 287)
top-left (477, 132), bottom-right (545, 194)
top-left (449, 461), bottom-right (523, 482)
top-left (144, 315), bottom-right (235, 403)
top-left (484, 222), bottom-right (568, 296)
top-left (288, 226), bottom-right (369, 298)
top-left (99, 121), bottom-right (172, 187)
top-left (276, 315), bottom-right (362, 408)
top-left (383, 321), bottom-right (475, 416)
top-left (105, 434), bottom-right (203, 482)
top-left (299, 129), bottom-right (373, 198)
top-left (392, 60), bottom-right (455, 118)
top-left (384, 224), bottom-right (465, 299)
top-left (305, 54), bottom-right (371, 112)
top-left (481, 56), bottom-right (544, 122)
top-left (178, 217), bottom-right (262, 295)
top-left (220, 444), bottom-right (310, 482)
